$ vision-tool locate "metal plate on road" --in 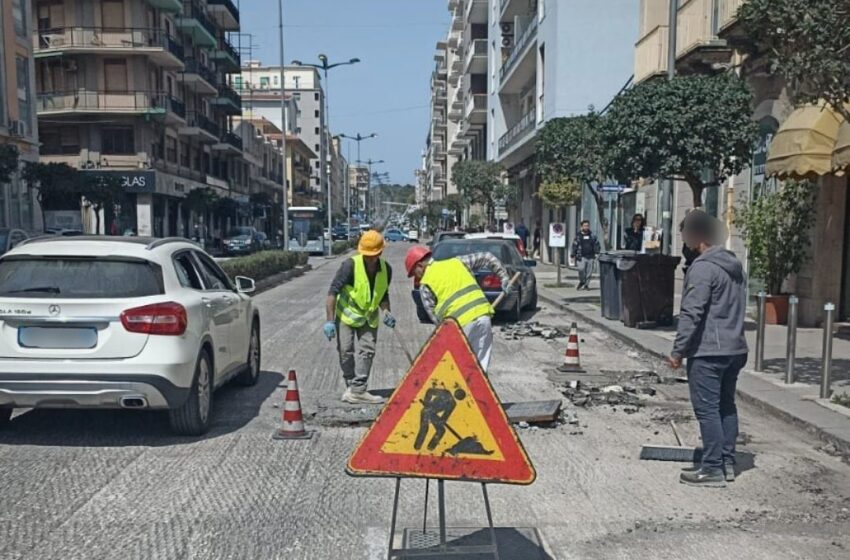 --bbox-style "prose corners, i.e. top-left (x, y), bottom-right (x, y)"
top-left (346, 320), bottom-right (536, 485)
